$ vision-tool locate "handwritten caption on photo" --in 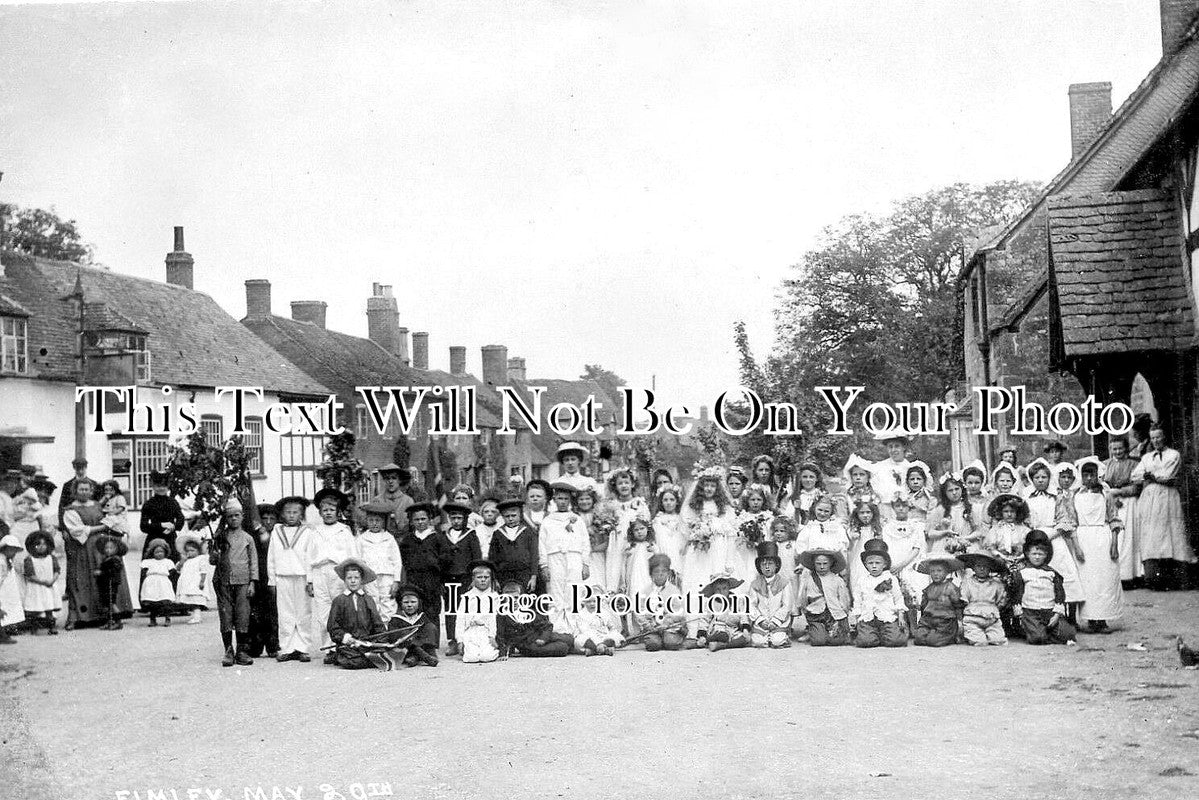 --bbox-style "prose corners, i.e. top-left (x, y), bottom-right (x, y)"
top-left (115, 784), bottom-right (392, 800)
